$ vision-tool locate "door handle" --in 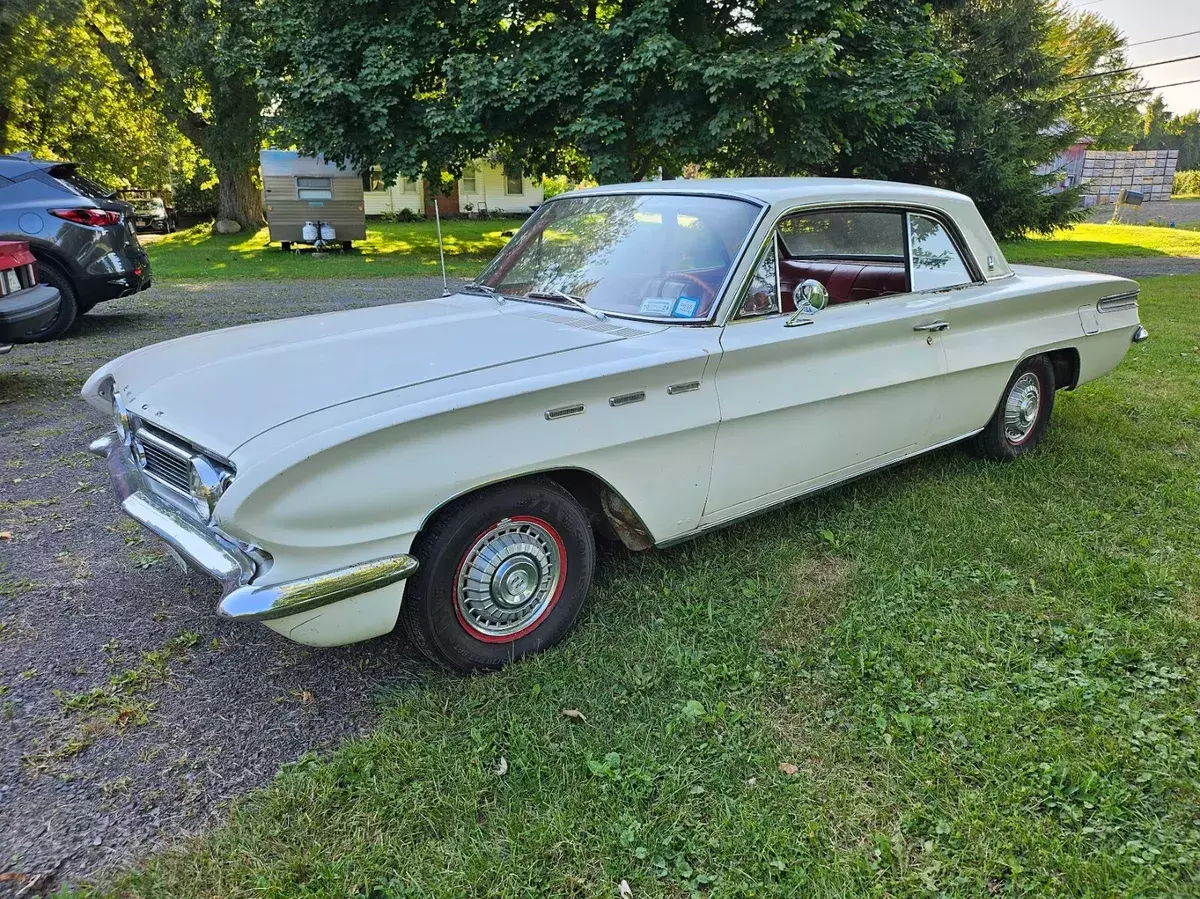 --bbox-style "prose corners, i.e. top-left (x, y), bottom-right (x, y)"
top-left (913, 320), bottom-right (950, 332)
